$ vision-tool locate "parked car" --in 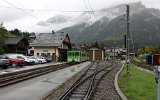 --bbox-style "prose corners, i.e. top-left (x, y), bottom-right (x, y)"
top-left (0, 55), bottom-right (10, 69)
top-left (6, 54), bottom-right (34, 65)
top-left (30, 56), bottom-right (47, 64)
top-left (5, 55), bottom-right (25, 67)
top-left (42, 56), bottom-right (52, 63)
top-left (26, 56), bottom-right (39, 64)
